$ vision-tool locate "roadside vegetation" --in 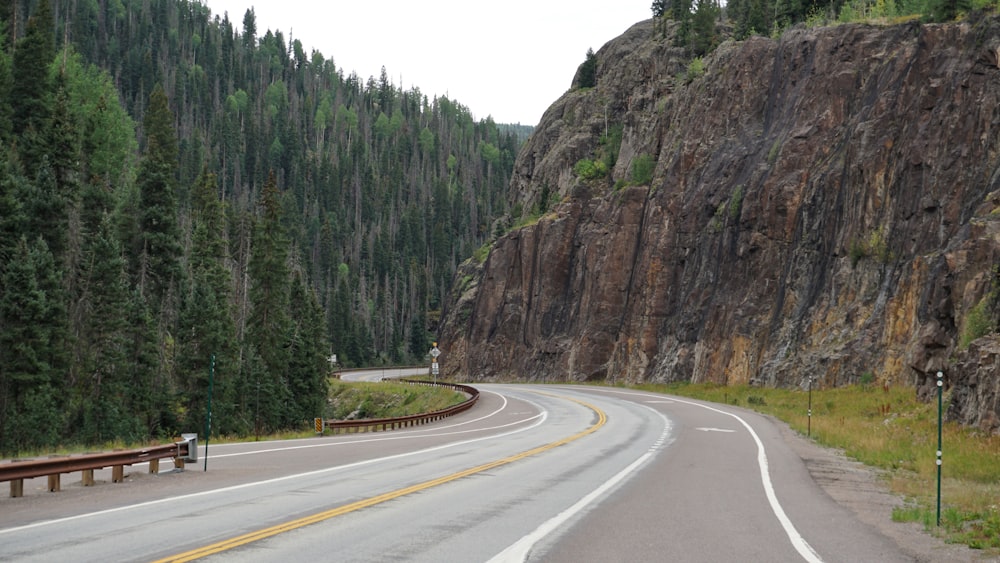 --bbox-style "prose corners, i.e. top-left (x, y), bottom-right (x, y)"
top-left (325, 379), bottom-right (466, 420)
top-left (5, 379), bottom-right (466, 459)
top-left (636, 381), bottom-right (1000, 552)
